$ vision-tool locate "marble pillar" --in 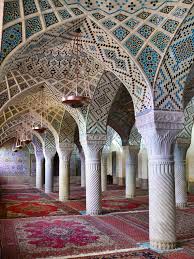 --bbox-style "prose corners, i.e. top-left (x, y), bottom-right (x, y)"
top-left (174, 141), bottom-right (189, 208)
top-left (136, 110), bottom-right (183, 250)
